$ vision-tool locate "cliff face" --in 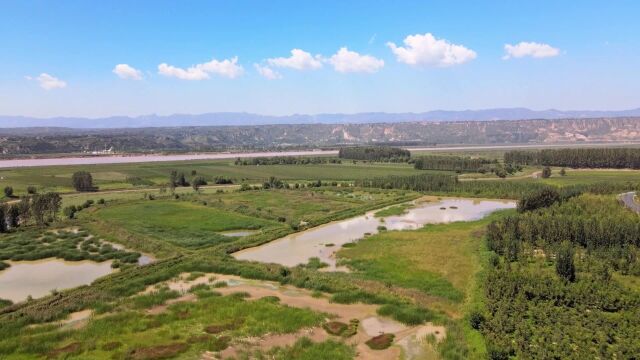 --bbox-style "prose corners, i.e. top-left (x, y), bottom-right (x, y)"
top-left (0, 117), bottom-right (639, 154)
